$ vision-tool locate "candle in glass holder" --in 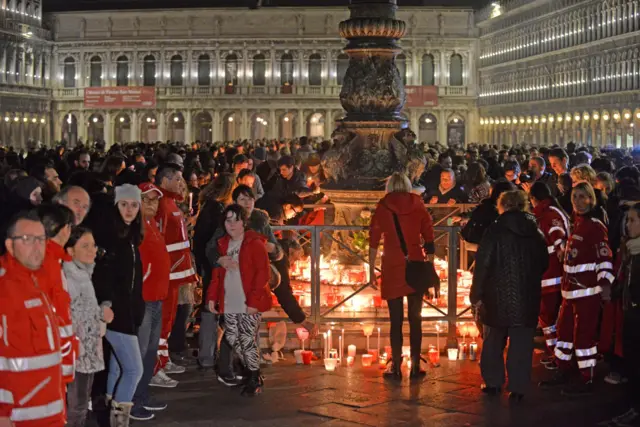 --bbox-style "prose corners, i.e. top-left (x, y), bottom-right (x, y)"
top-left (367, 349), bottom-right (378, 363)
top-left (346, 356), bottom-right (355, 367)
top-left (324, 358), bottom-right (338, 371)
top-left (447, 348), bottom-right (459, 361)
top-left (469, 342), bottom-right (478, 361)
top-left (428, 345), bottom-right (440, 365)
top-left (347, 344), bottom-right (356, 358)
top-left (361, 354), bottom-right (373, 367)
top-left (402, 346), bottom-right (410, 357)
top-left (459, 342), bottom-right (468, 361)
